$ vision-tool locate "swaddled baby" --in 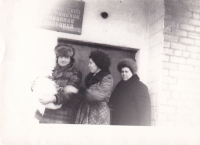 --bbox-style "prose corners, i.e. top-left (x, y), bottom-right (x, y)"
top-left (32, 76), bottom-right (78, 115)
